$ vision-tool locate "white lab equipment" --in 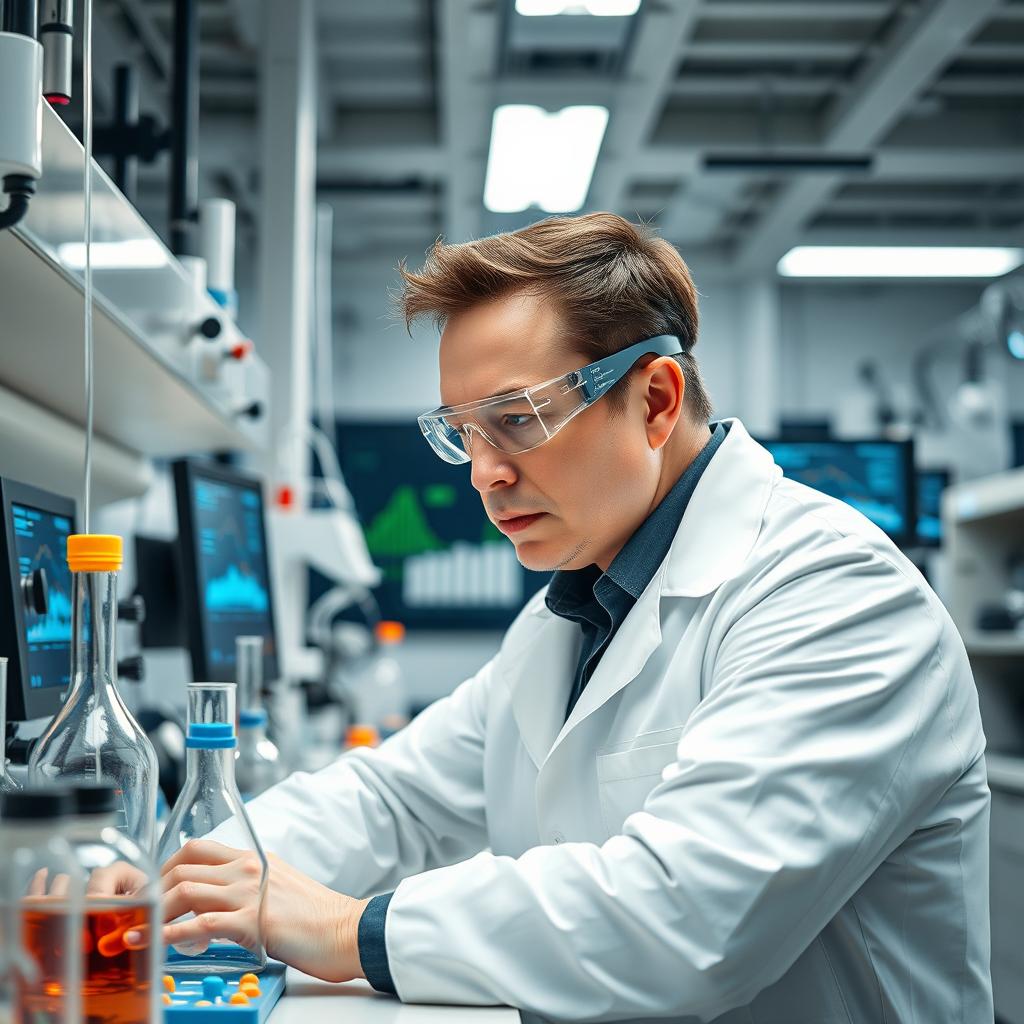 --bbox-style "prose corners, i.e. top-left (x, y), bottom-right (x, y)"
top-left (237, 420), bottom-right (991, 1023)
top-left (353, 621), bottom-right (410, 739)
